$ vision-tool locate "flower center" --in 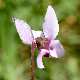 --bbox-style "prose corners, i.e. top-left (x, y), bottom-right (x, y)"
top-left (35, 37), bottom-right (50, 50)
